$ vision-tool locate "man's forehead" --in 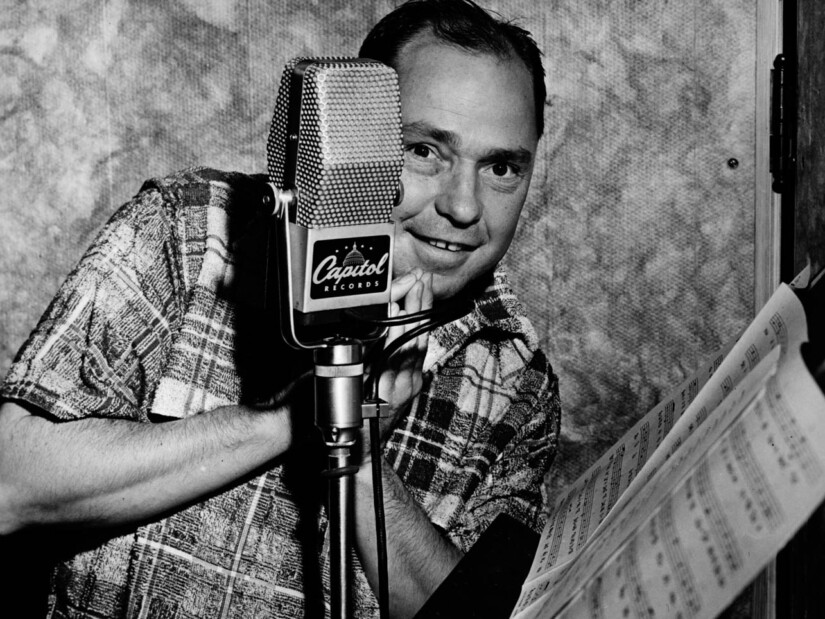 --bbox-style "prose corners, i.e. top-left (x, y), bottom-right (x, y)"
top-left (394, 31), bottom-right (528, 83)
top-left (394, 34), bottom-right (539, 151)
